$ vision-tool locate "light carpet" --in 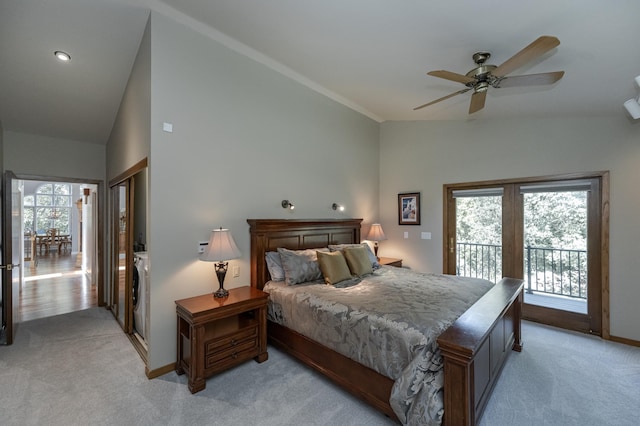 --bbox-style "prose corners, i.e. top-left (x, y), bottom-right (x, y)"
top-left (1, 307), bottom-right (638, 425)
